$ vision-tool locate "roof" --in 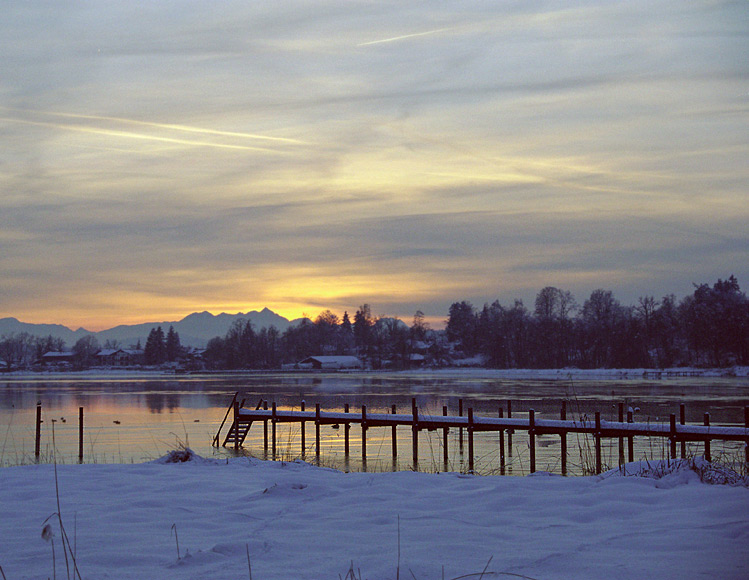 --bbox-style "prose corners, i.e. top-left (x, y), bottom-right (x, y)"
top-left (299, 356), bottom-right (362, 368)
top-left (42, 351), bottom-right (75, 358)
